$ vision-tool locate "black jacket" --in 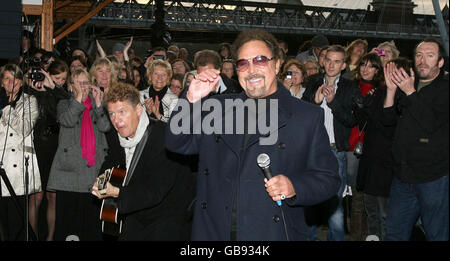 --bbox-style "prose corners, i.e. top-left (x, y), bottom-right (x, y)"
top-left (356, 86), bottom-right (396, 197)
top-left (100, 120), bottom-right (196, 240)
top-left (302, 74), bottom-right (361, 151)
top-left (382, 70), bottom-right (449, 184)
top-left (220, 73), bottom-right (242, 94)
